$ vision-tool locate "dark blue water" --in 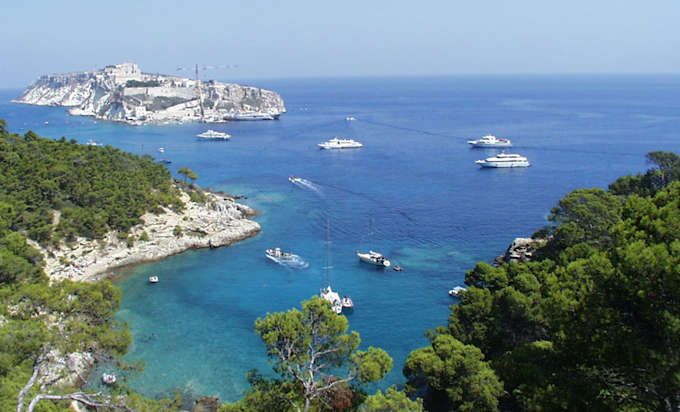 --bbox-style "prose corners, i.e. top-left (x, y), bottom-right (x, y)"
top-left (2, 75), bottom-right (679, 400)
